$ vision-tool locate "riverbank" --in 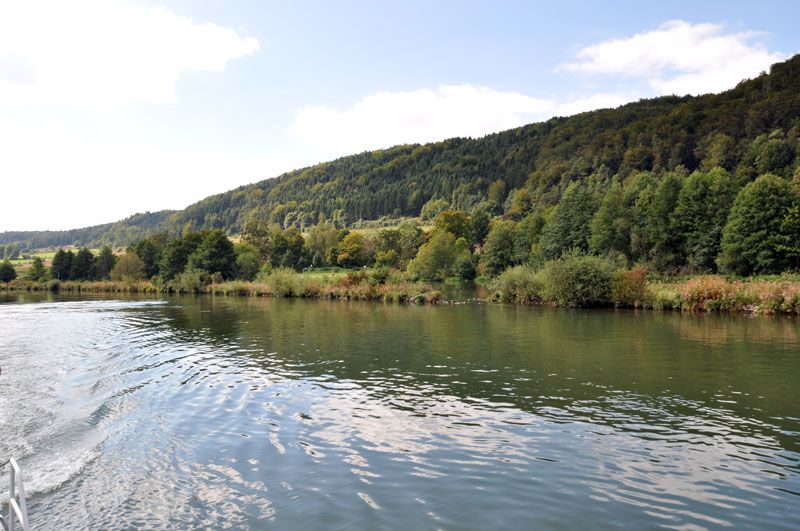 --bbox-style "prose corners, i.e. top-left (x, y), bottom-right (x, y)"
top-left (3, 269), bottom-right (800, 314)
top-left (487, 265), bottom-right (800, 315)
top-left (0, 270), bottom-right (443, 304)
